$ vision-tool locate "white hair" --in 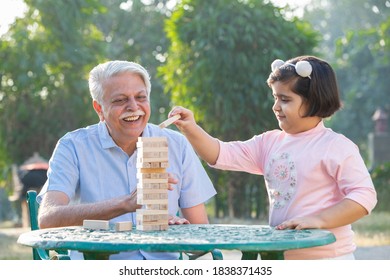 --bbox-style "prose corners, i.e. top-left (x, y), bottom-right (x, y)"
top-left (88, 60), bottom-right (151, 104)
